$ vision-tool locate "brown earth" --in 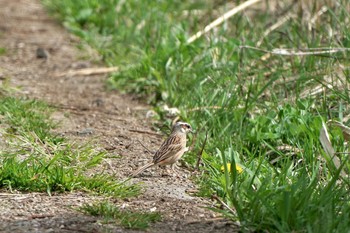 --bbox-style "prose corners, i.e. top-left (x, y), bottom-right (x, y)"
top-left (0, 0), bottom-right (238, 232)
